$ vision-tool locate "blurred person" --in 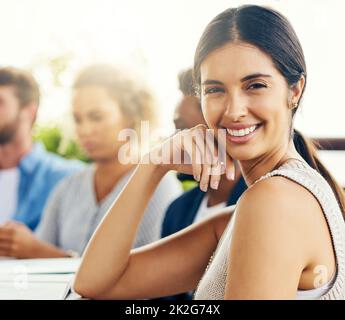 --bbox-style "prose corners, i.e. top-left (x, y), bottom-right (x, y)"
top-left (0, 64), bottom-right (182, 258)
top-left (0, 67), bottom-right (83, 231)
top-left (173, 68), bottom-right (208, 183)
top-left (74, 5), bottom-right (345, 300)
top-left (160, 68), bottom-right (247, 300)
top-left (173, 69), bottom-right (205, 132)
